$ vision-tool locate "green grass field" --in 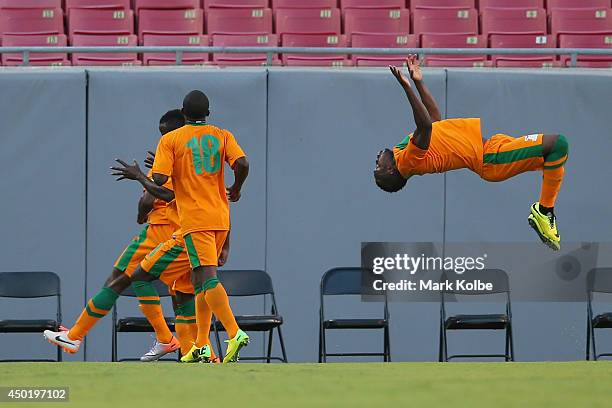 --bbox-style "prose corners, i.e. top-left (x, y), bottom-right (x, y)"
top-left (1, 362), bottom-right (611, 407)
